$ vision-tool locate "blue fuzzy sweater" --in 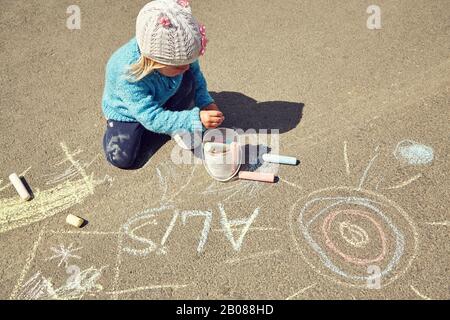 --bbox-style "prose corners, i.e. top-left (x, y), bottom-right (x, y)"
top-left (101, 38), bottom-right (214, 135)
